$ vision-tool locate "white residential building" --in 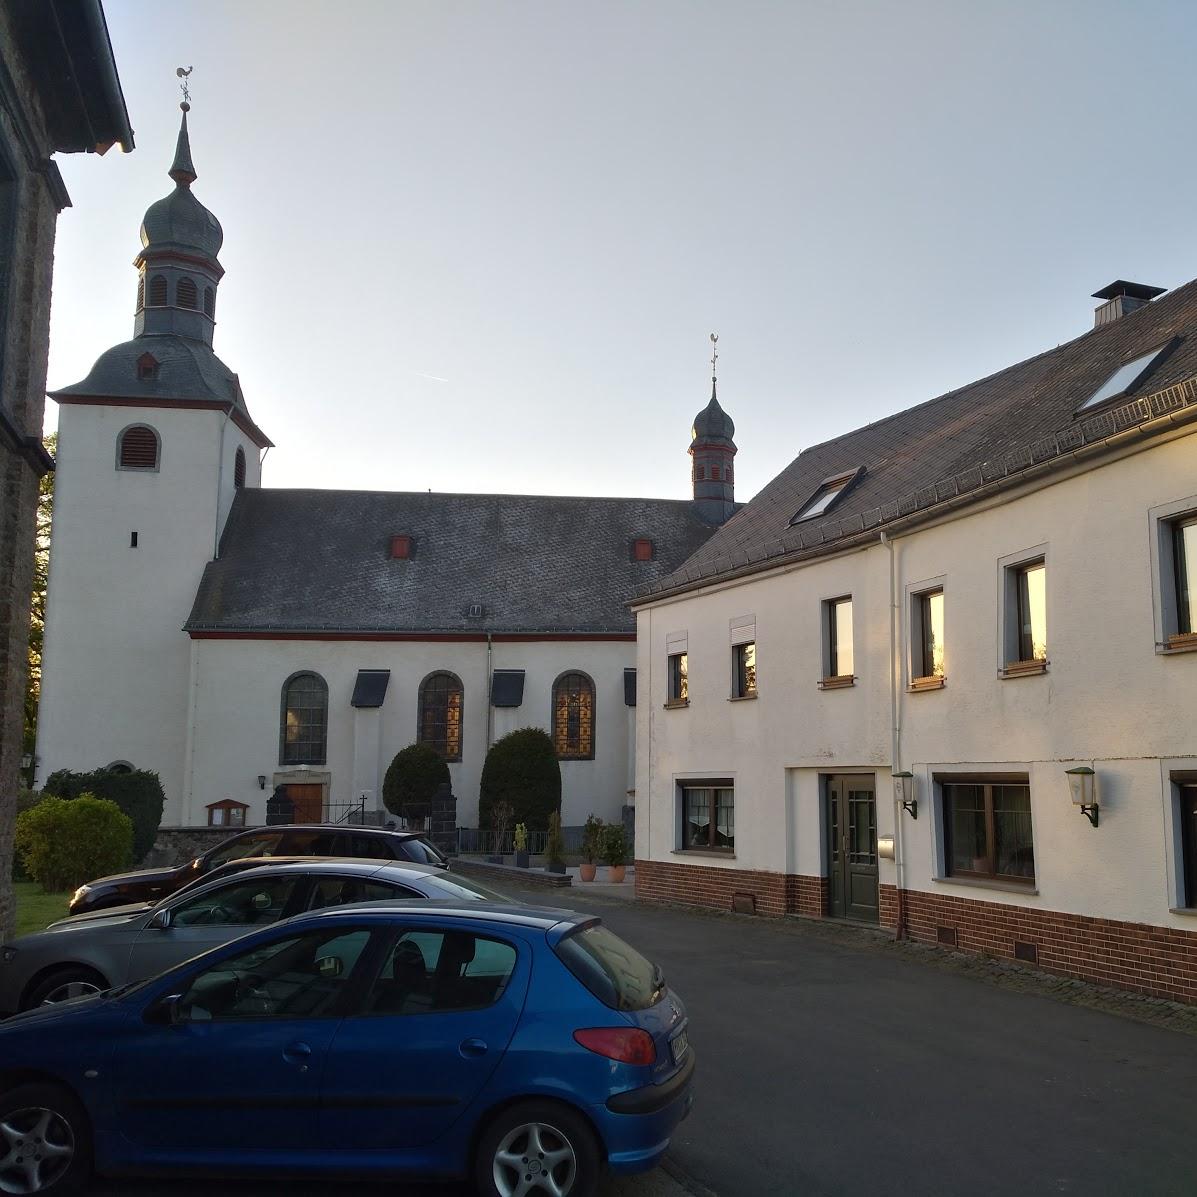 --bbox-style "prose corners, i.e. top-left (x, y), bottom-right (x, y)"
top-left (632, 279), bottom-right (1197, 1004)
